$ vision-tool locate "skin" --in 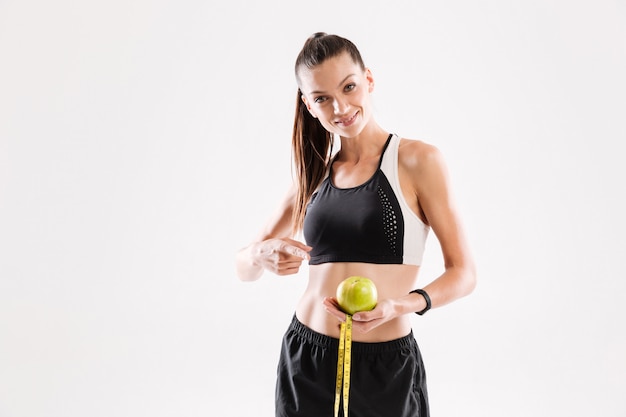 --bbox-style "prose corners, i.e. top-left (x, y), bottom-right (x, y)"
top-left (236, 51), bottom-right (476, 342)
